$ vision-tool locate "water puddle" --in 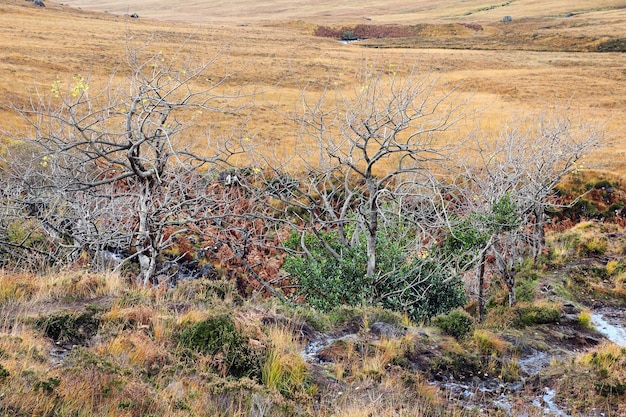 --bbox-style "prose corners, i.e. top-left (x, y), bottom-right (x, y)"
top-left (517, 350), bottom-right (552, 375)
